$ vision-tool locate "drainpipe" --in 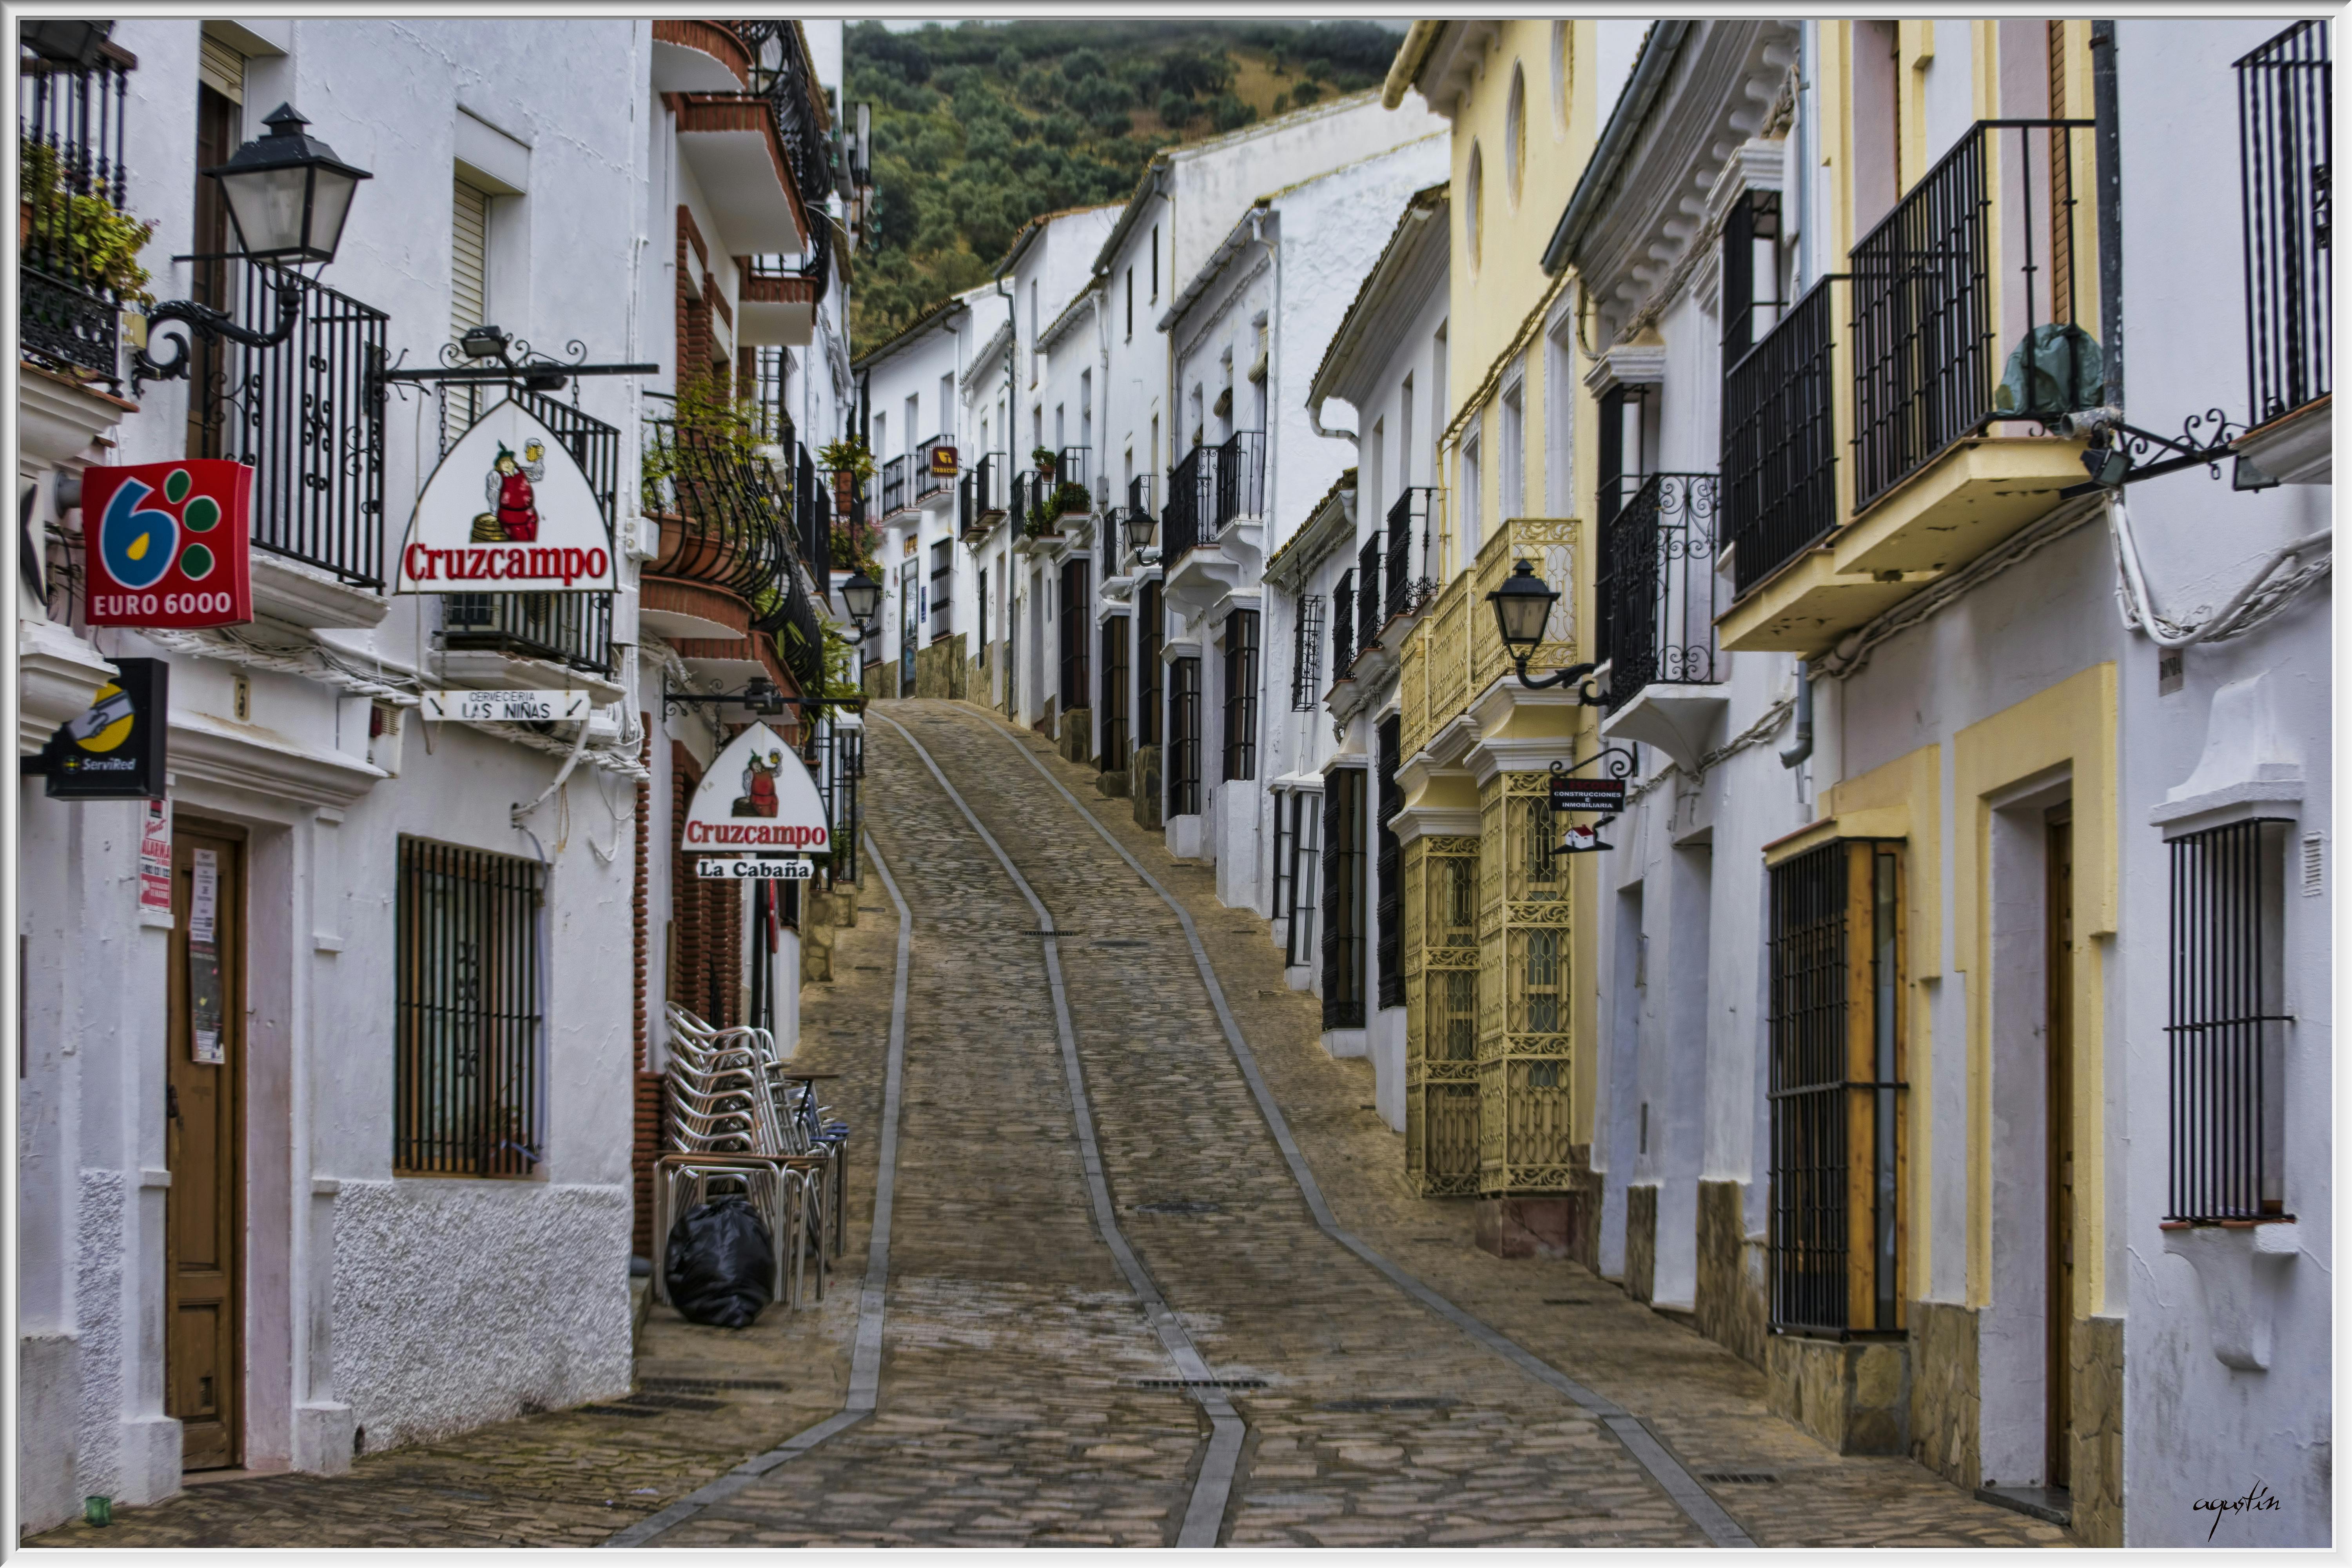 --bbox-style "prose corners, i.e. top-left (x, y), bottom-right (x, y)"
top-left (1778, 657), bottom-right (1813, 769)
top-left (2091, 20), bottom-right (2123, 412)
